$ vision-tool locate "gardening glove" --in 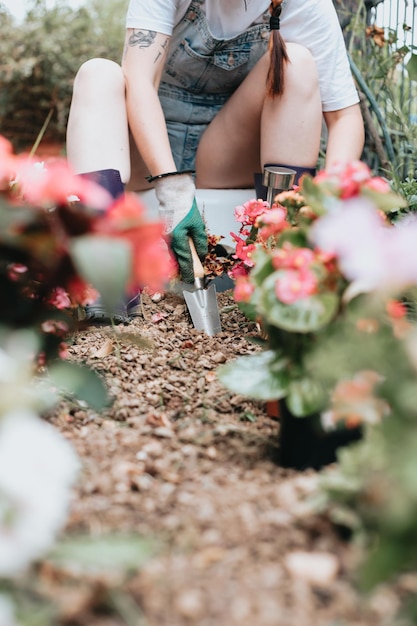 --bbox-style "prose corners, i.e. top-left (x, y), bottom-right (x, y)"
top-left (153, 172), bottom-right (208, 283)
